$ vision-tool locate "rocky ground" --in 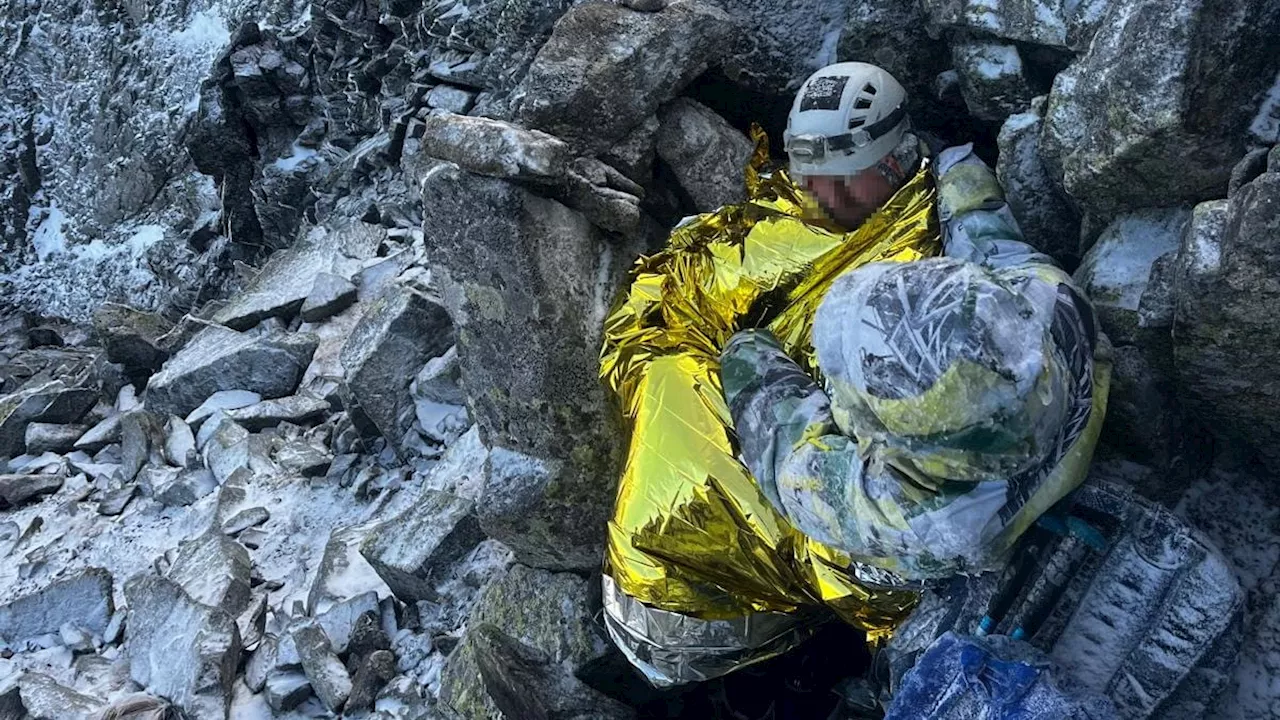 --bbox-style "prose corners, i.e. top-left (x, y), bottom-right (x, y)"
top-left (1, 0), bottom-right (1280, 718)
